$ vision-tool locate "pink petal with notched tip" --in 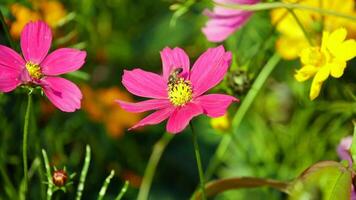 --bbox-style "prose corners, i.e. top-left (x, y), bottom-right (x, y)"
top-left (166, 103), bottom-right (203, 134)
top-left (116, 99), bottom-right (171, 113)
top-left (160, 47), bottom-right (190, 81)
top-left (190, 46), bottom-right (232, 97)
top-left (40, 77), bottom-right (82, 112)
top-left (21, 21), bottom-right (52, 64)
top-left (122, 69), bottom-right (168, 99)
top-left (129, 107), bottom-right (175, 130)
top-left (41, 48), bottom-right (86, 76)
top-left (194, 94), bottom-right (238, 117)
top-left (0, 45), bottom-right (26, 92)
